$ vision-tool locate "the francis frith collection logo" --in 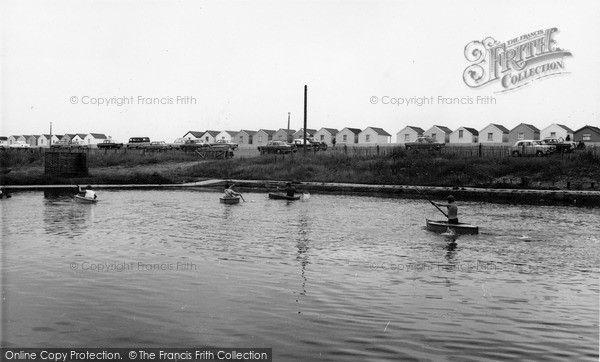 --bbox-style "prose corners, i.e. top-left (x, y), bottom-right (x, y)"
top-left (463, 28), bottom-right (572, 92)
